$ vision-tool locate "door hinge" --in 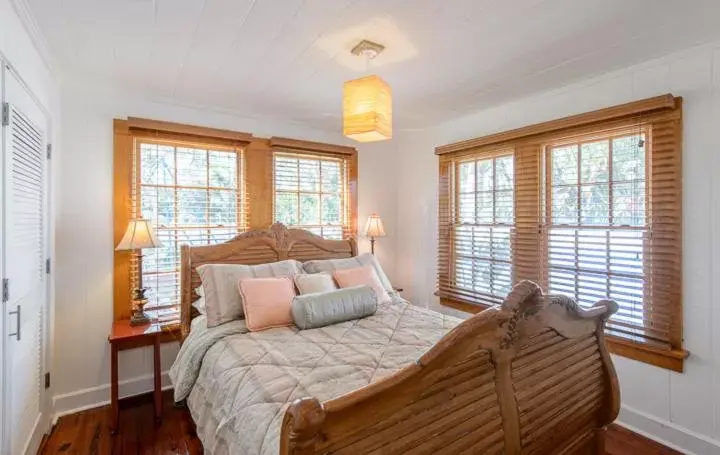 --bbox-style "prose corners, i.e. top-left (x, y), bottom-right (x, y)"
top-left (46, 143), bottom-right (52, 160)
top-left (2, 278), bottom-right (8, 303)
top-left (44, 372), bottom-right (50, 389)
top-left (46, 258), bottom-right (51, 274)
top-left (1, 102), bottom-right (8, 126)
